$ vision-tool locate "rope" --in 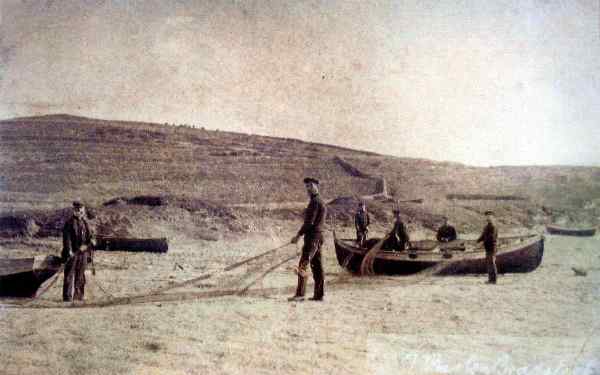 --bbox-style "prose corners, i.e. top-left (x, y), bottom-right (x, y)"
top-left (147, 242), bottom-right (293, 295)
top-left (359, 234), bottom-right (389, 275)
top-left (223, 243), bottom-right (293, 272)
top-left (569, 321), bottom-right (599, 373)
top-left (90, 274), bottom-right (115, 299)
top-left (238, 254), bottom-right (297, 295)
top-left (19, 265), bottom-right (64, 307)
